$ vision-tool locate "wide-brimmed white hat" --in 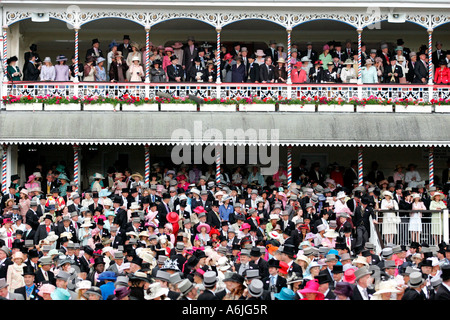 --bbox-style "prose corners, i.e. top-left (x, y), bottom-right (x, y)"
top-left (45, 231), bottom-right (59, 242)
top-left (217, 256), bottom-right (231, 271)
top-left (130, 202), bottom-right (141, 210)
top-left (92, 173), bottom-right (104, 180)
top-left (373, 280), bottom-right (401, 295)
top-left (144, 282), bottom-right (169, 300)
top-left (336, 191), bottom-right (346, 199)
top-left (432, 192), bottom-right (445, 200)
top-left (75, 280), bottom-right (92, 293)
top-left (269, 214), bottom-right (280, 221)
top-left (383, 191), bottom-right (393, 198)
top-left (80, 220), bottom-right (93, 228)
top-left (323, 229), bottom-right (339, 238)
top-left (352, 255), bottom-right (369, 267)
